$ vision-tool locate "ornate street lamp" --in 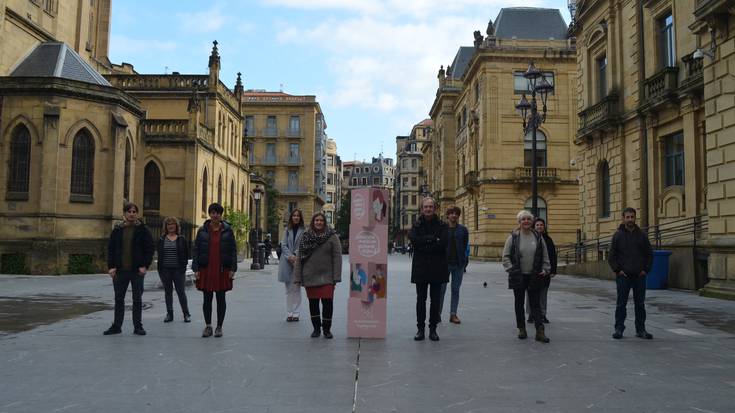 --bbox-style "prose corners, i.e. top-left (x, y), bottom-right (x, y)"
top-left (250, 185), bottom-right (263, 270)
top-left (515, 61), bottom-right (554, 218)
